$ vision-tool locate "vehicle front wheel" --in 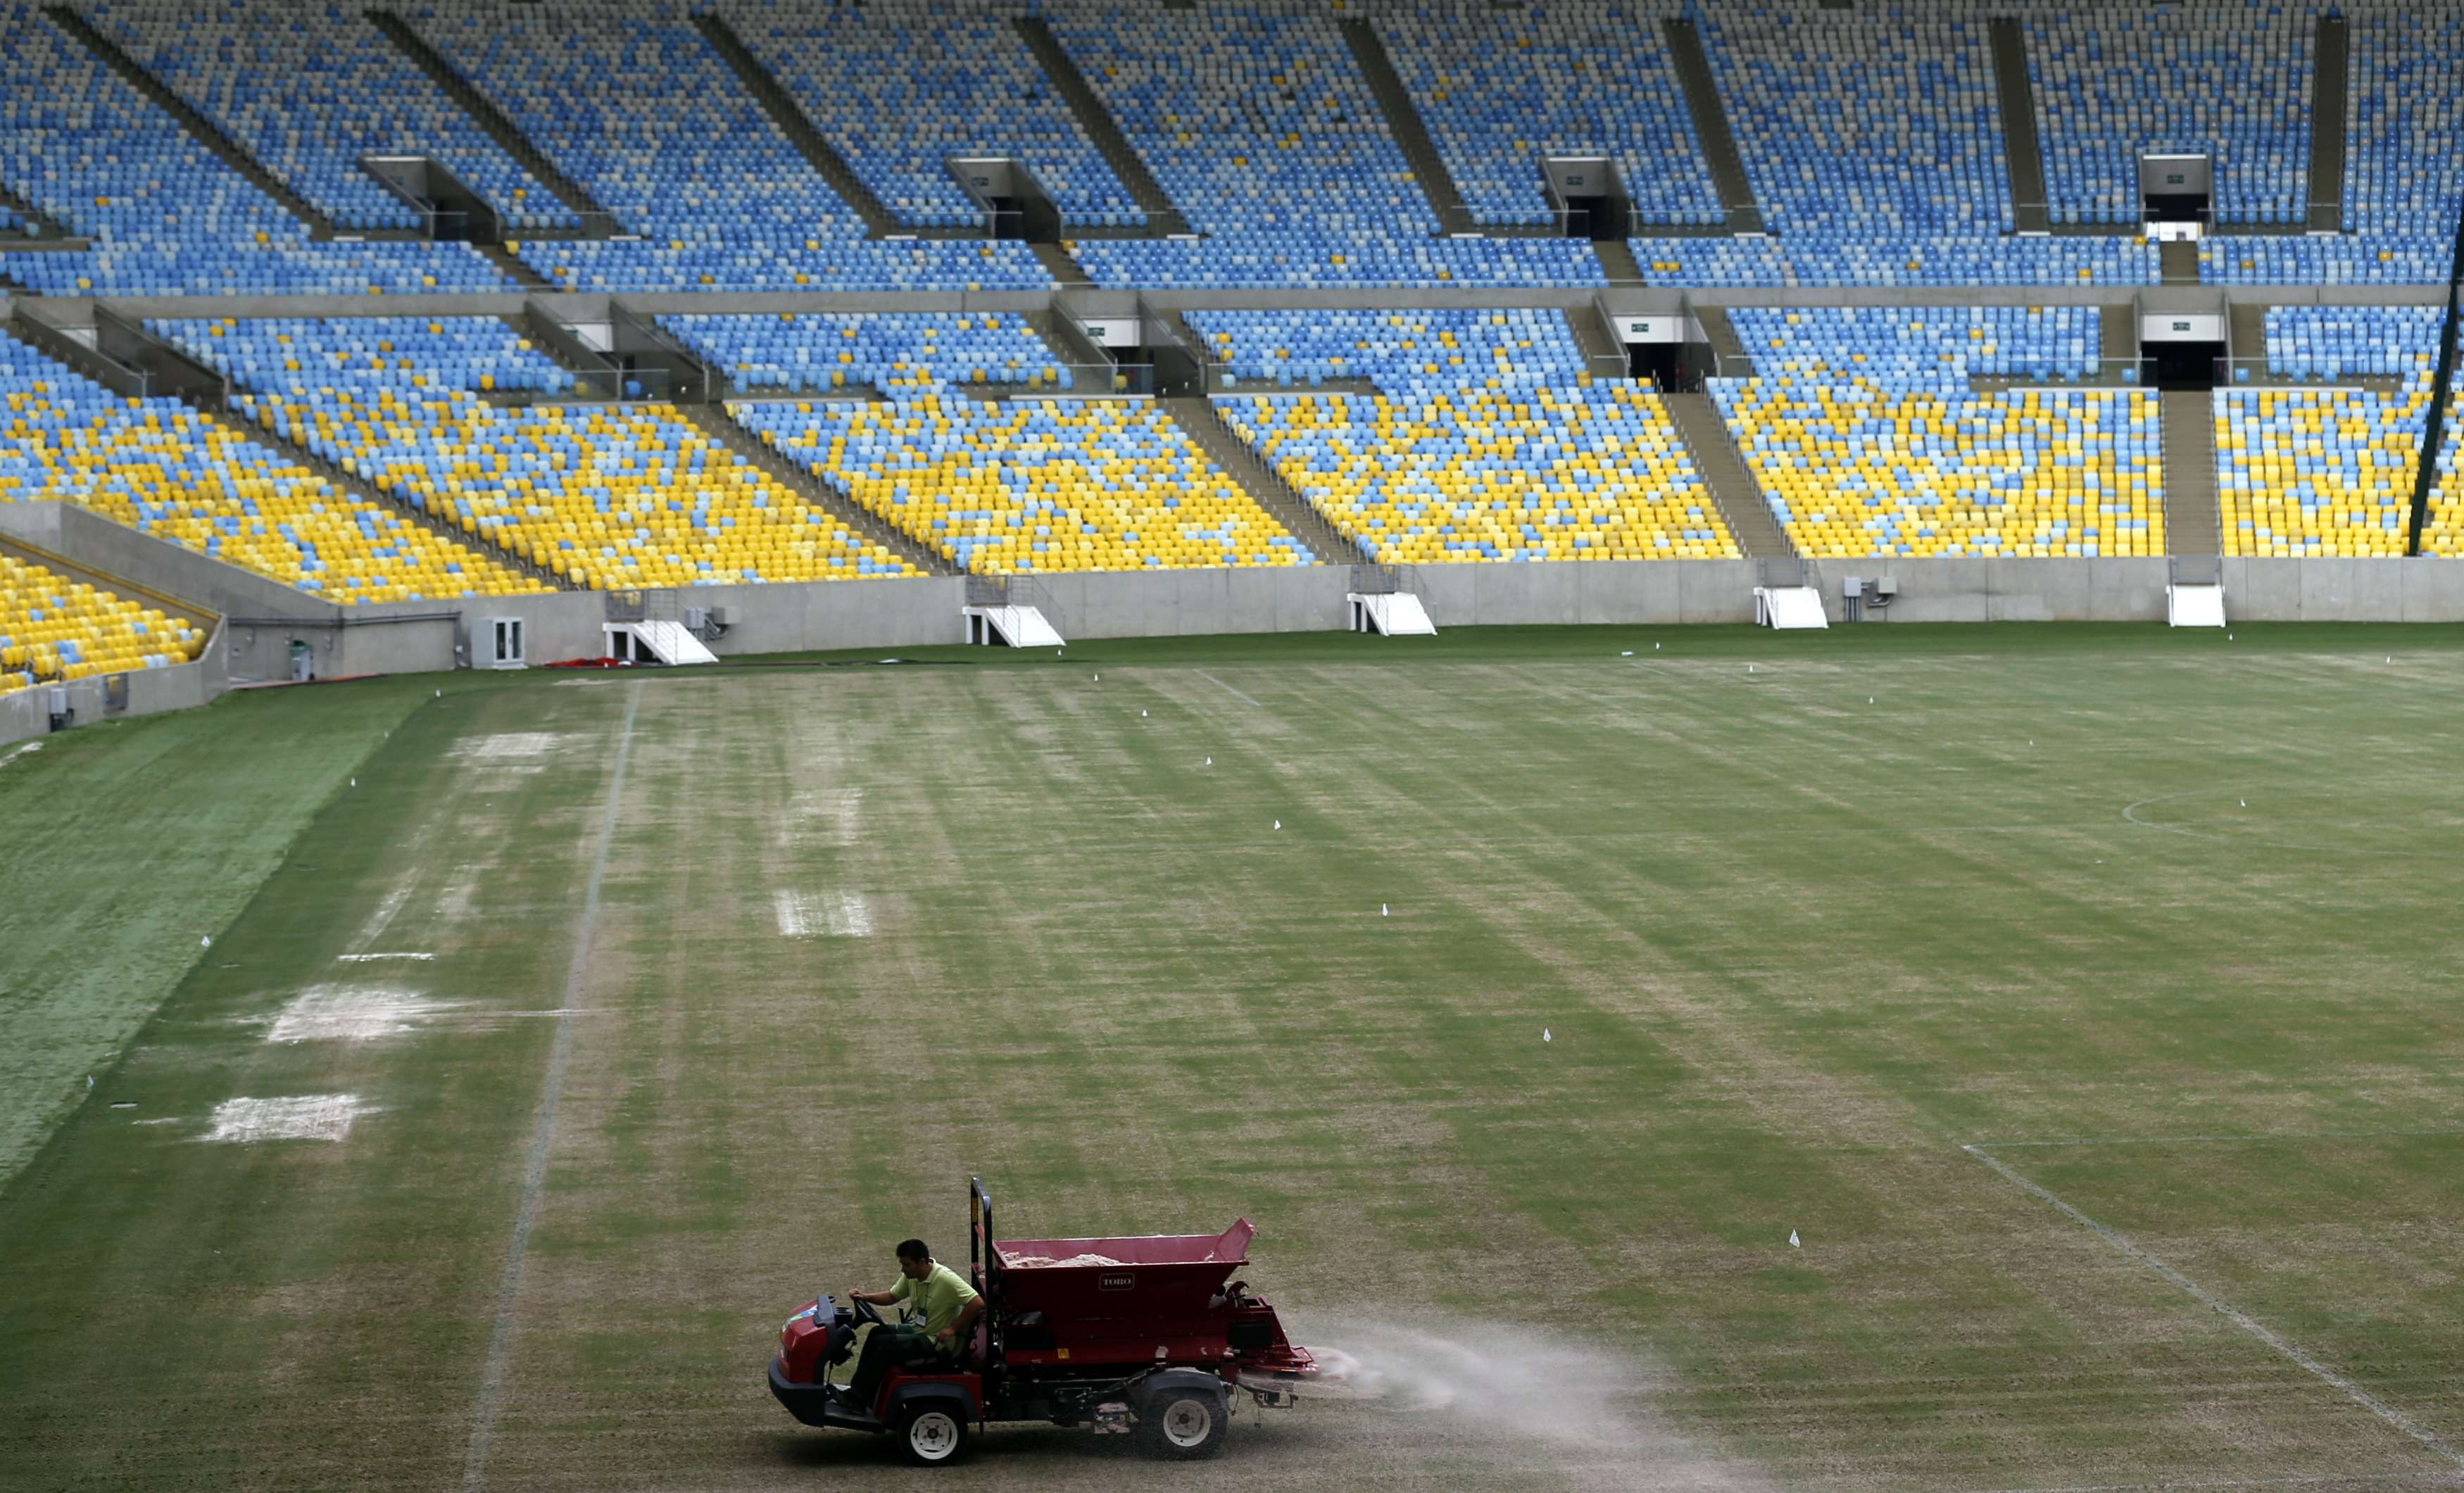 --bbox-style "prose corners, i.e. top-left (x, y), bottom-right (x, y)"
top-left (893, 1403), bottom-right (969, 1467)
top-left (1138, 1389), bottom-right (1227, 1461)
